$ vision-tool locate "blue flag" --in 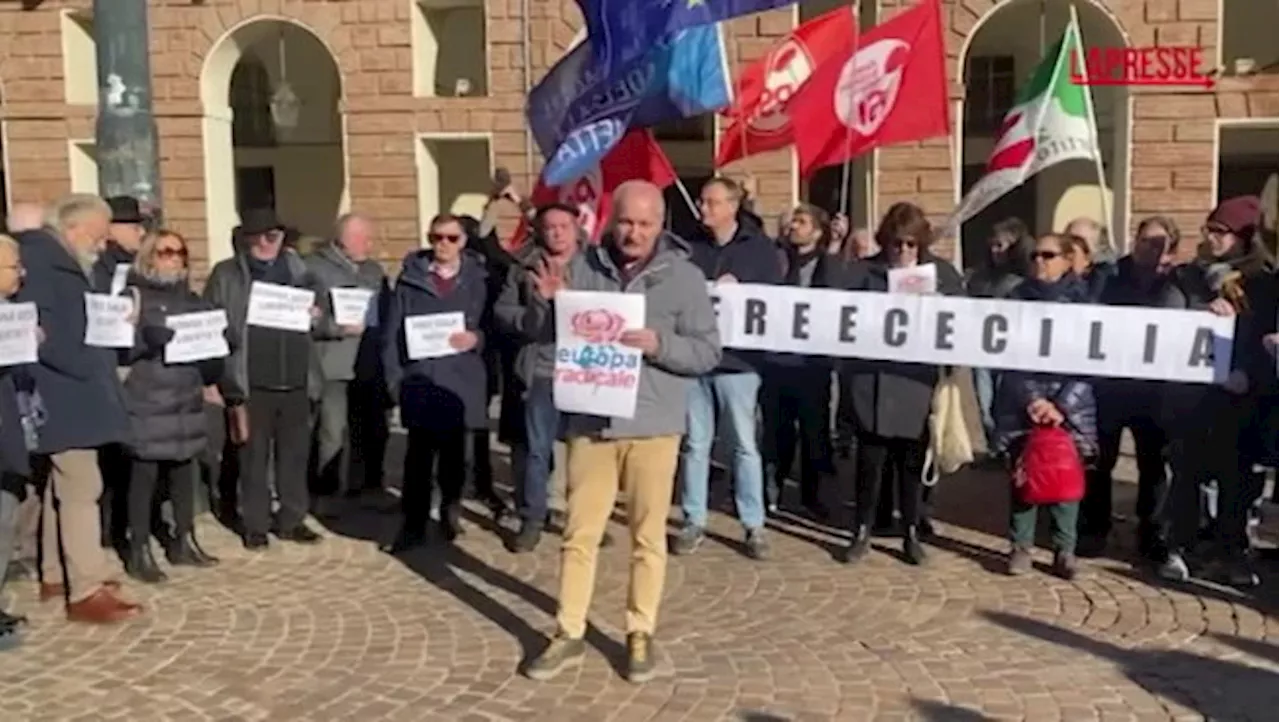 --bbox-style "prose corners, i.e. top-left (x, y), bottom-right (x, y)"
top-left (581, 0), bottom-right (796, 75)
top-left (527, 24), bottom-right (731, 187)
